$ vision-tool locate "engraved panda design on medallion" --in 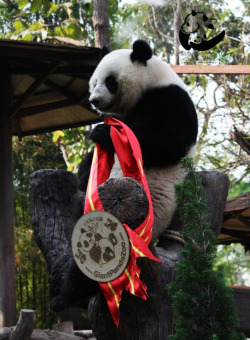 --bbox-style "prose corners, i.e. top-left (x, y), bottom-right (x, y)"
top-left (72, 210), bottom-right (130, 282)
